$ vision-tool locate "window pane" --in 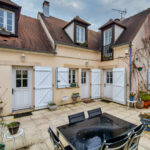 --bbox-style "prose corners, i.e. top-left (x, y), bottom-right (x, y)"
top-left (0, 23), bottom-right (3, 28)
top-left (110, 78), bottom-right (113, 83)
top-left (16, 71), bottom-right (21, 78)
top-left (22, 71), bottom-right (28, 78)
top-left (7, 12), bottom-right (12, 19)
top-left (7, 19), bottom-right (12, 25)
top-left (7, 25), bottom-right (12, 32)
top-left (23, 79), bottom-right (28, 87)
top-left (16, 79), bottom-right (21, 87)
top-left (0, 10), bottom-right (4, 17)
